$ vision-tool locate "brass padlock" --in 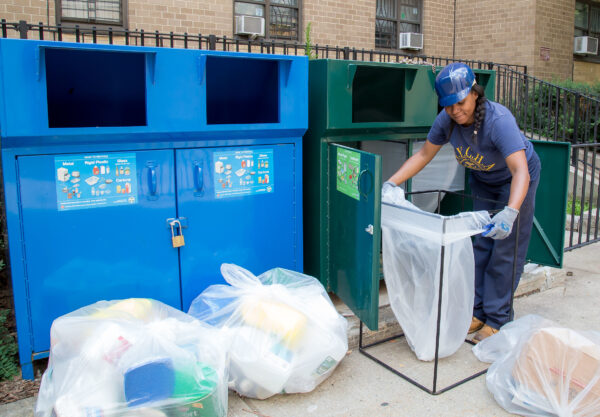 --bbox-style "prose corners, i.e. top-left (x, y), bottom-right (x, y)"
top-left (170, 220), bottom-right (185, 248)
